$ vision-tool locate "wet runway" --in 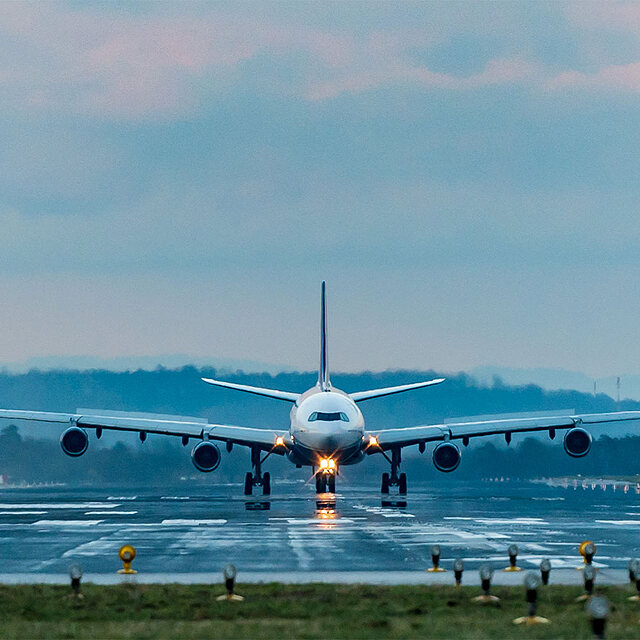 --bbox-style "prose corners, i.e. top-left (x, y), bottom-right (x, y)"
top-left (0, 479), bottom-right (637, 582)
